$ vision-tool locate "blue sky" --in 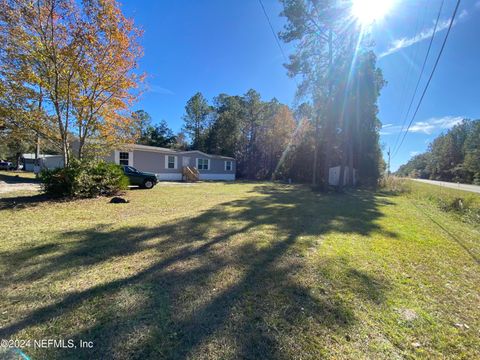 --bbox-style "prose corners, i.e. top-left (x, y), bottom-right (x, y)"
top-left (121, 0), bottom-right (480, 171)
